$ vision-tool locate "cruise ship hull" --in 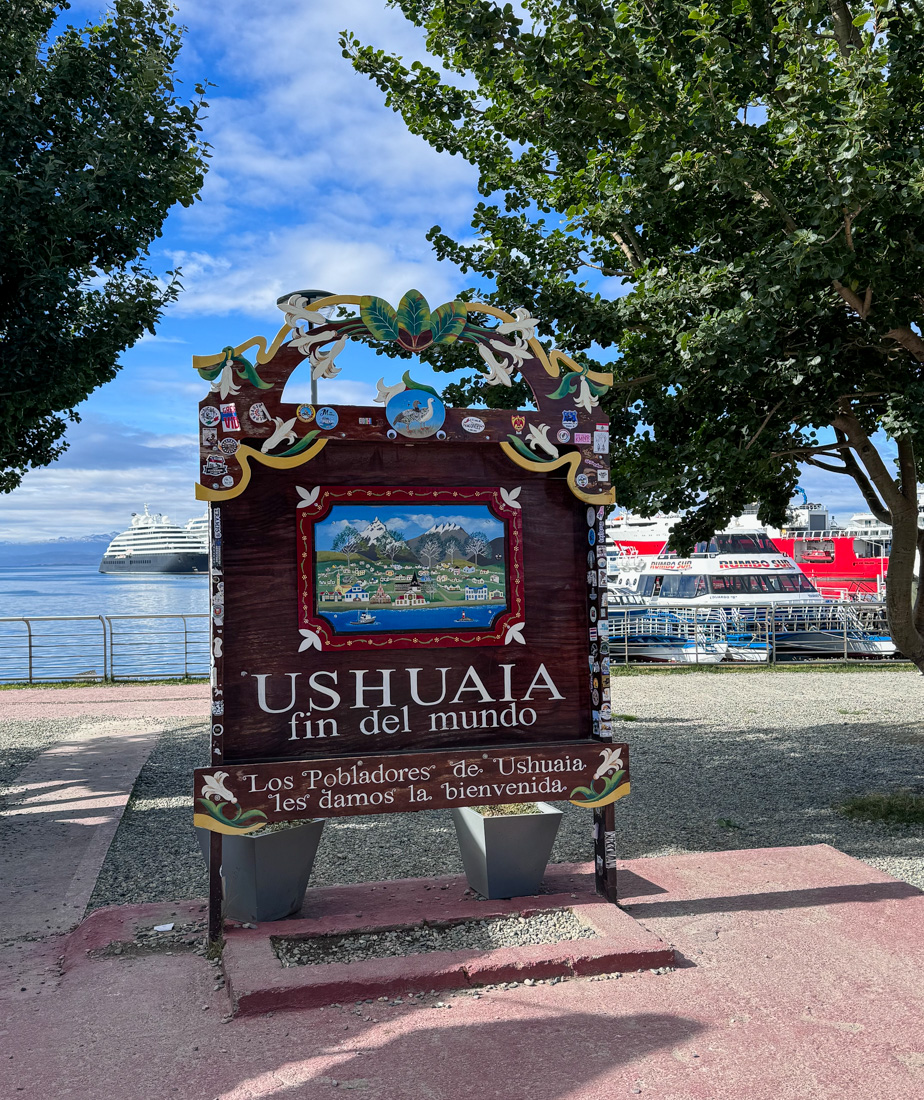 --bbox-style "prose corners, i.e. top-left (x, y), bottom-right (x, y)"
top-left (99, 551), bottom-right (208, 574)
